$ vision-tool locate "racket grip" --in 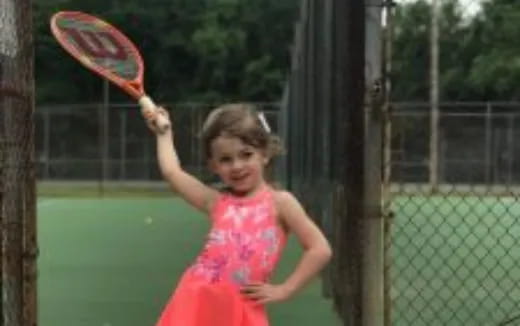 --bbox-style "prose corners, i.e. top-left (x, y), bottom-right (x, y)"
top-left (139, 95), bottom-right (171, 134)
